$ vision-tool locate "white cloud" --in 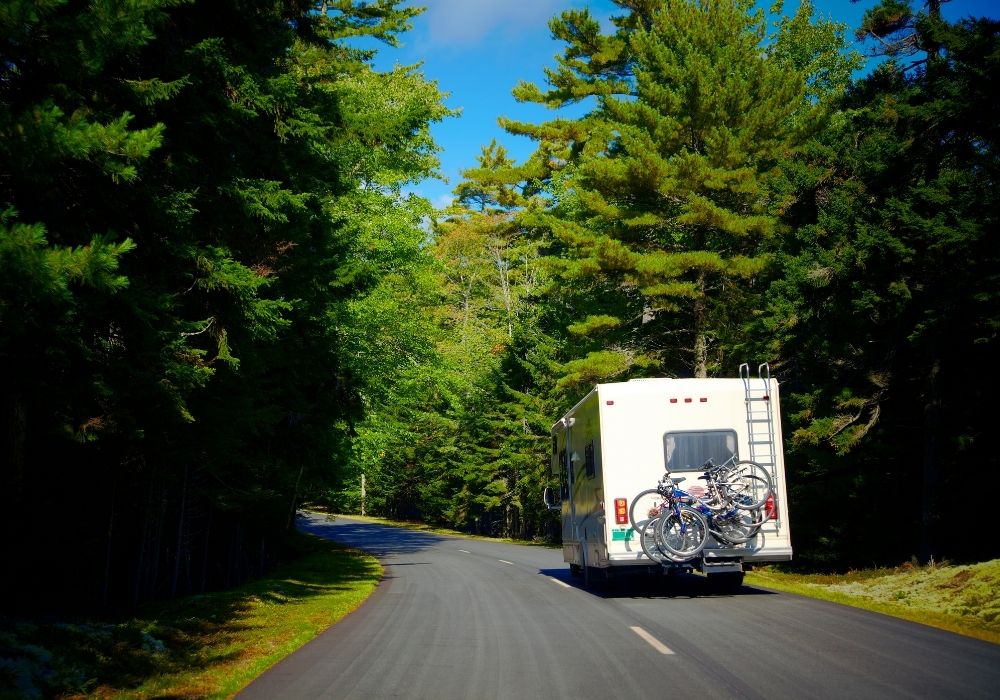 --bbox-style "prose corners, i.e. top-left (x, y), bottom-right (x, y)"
top-left (434, 193), bottom-right (456, 209)
top-left (421, 0), bottom-right (566, 46)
